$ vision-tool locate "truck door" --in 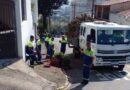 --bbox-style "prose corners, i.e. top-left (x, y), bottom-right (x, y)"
top-left (79, 26), bottom-right (83, 48)
top-left (89, 29), bottom-right (96, 53)
top-left (79, 26), bottom-right (86, 49)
